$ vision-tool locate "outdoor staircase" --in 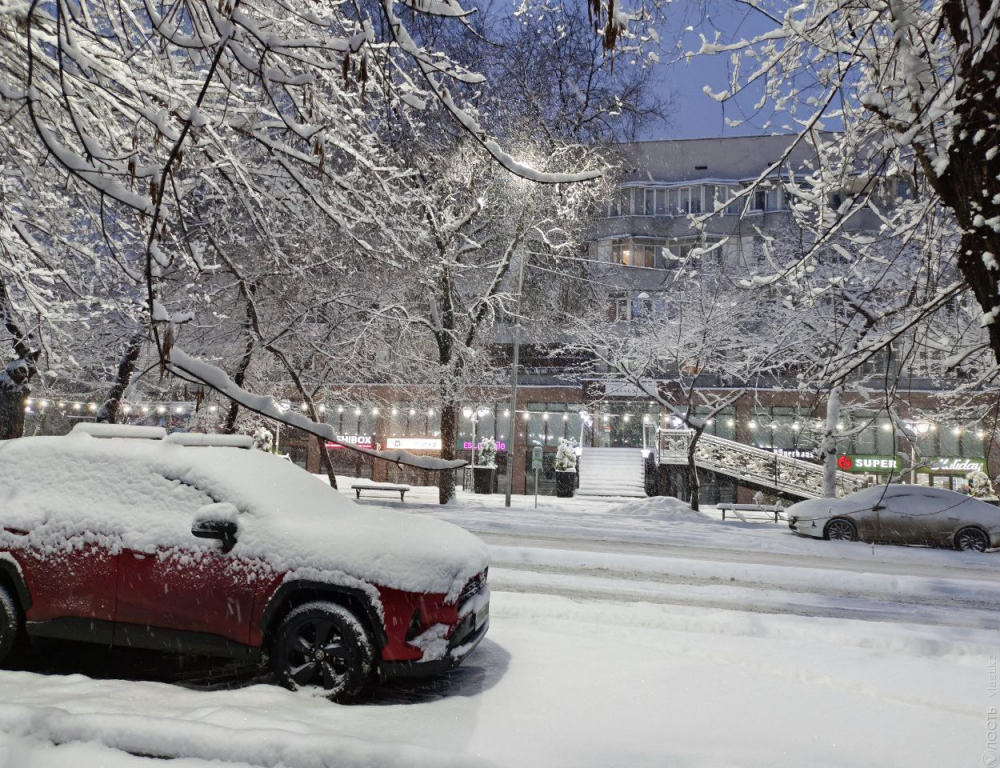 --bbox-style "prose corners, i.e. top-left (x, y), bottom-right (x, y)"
top-left (577, 447), bottom-right (647, 498)
top-left (658, 429), bottom-right (866, 500)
